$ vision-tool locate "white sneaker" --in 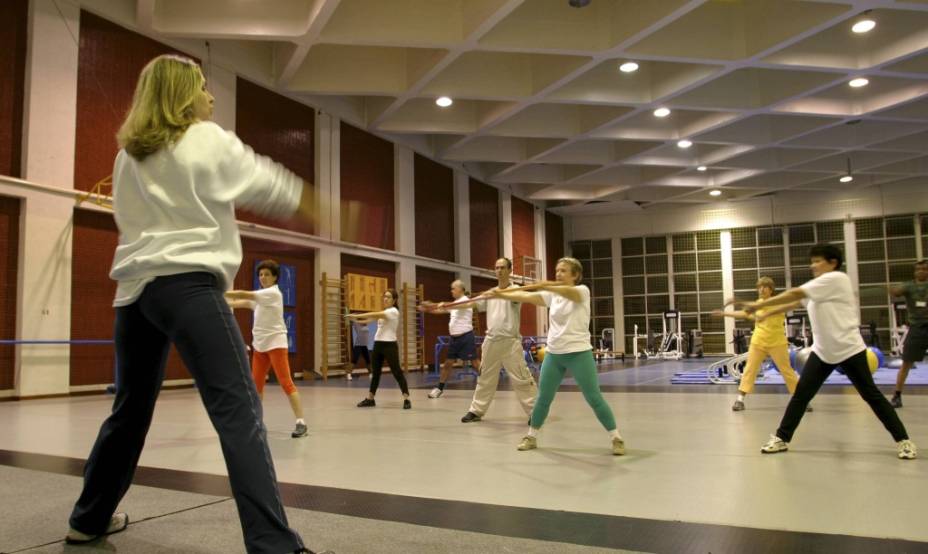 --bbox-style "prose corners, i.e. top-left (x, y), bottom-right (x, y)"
top-left (428, 387), bottom-right (443, 398)
top-left (898, 439), bottom-right (917, 460)
top-left (66, 513), bottom-right (129, 544)
top-left (346, 373), bottom-right (353, 381)
top-left (760, 434), bottom-right (788, 454)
